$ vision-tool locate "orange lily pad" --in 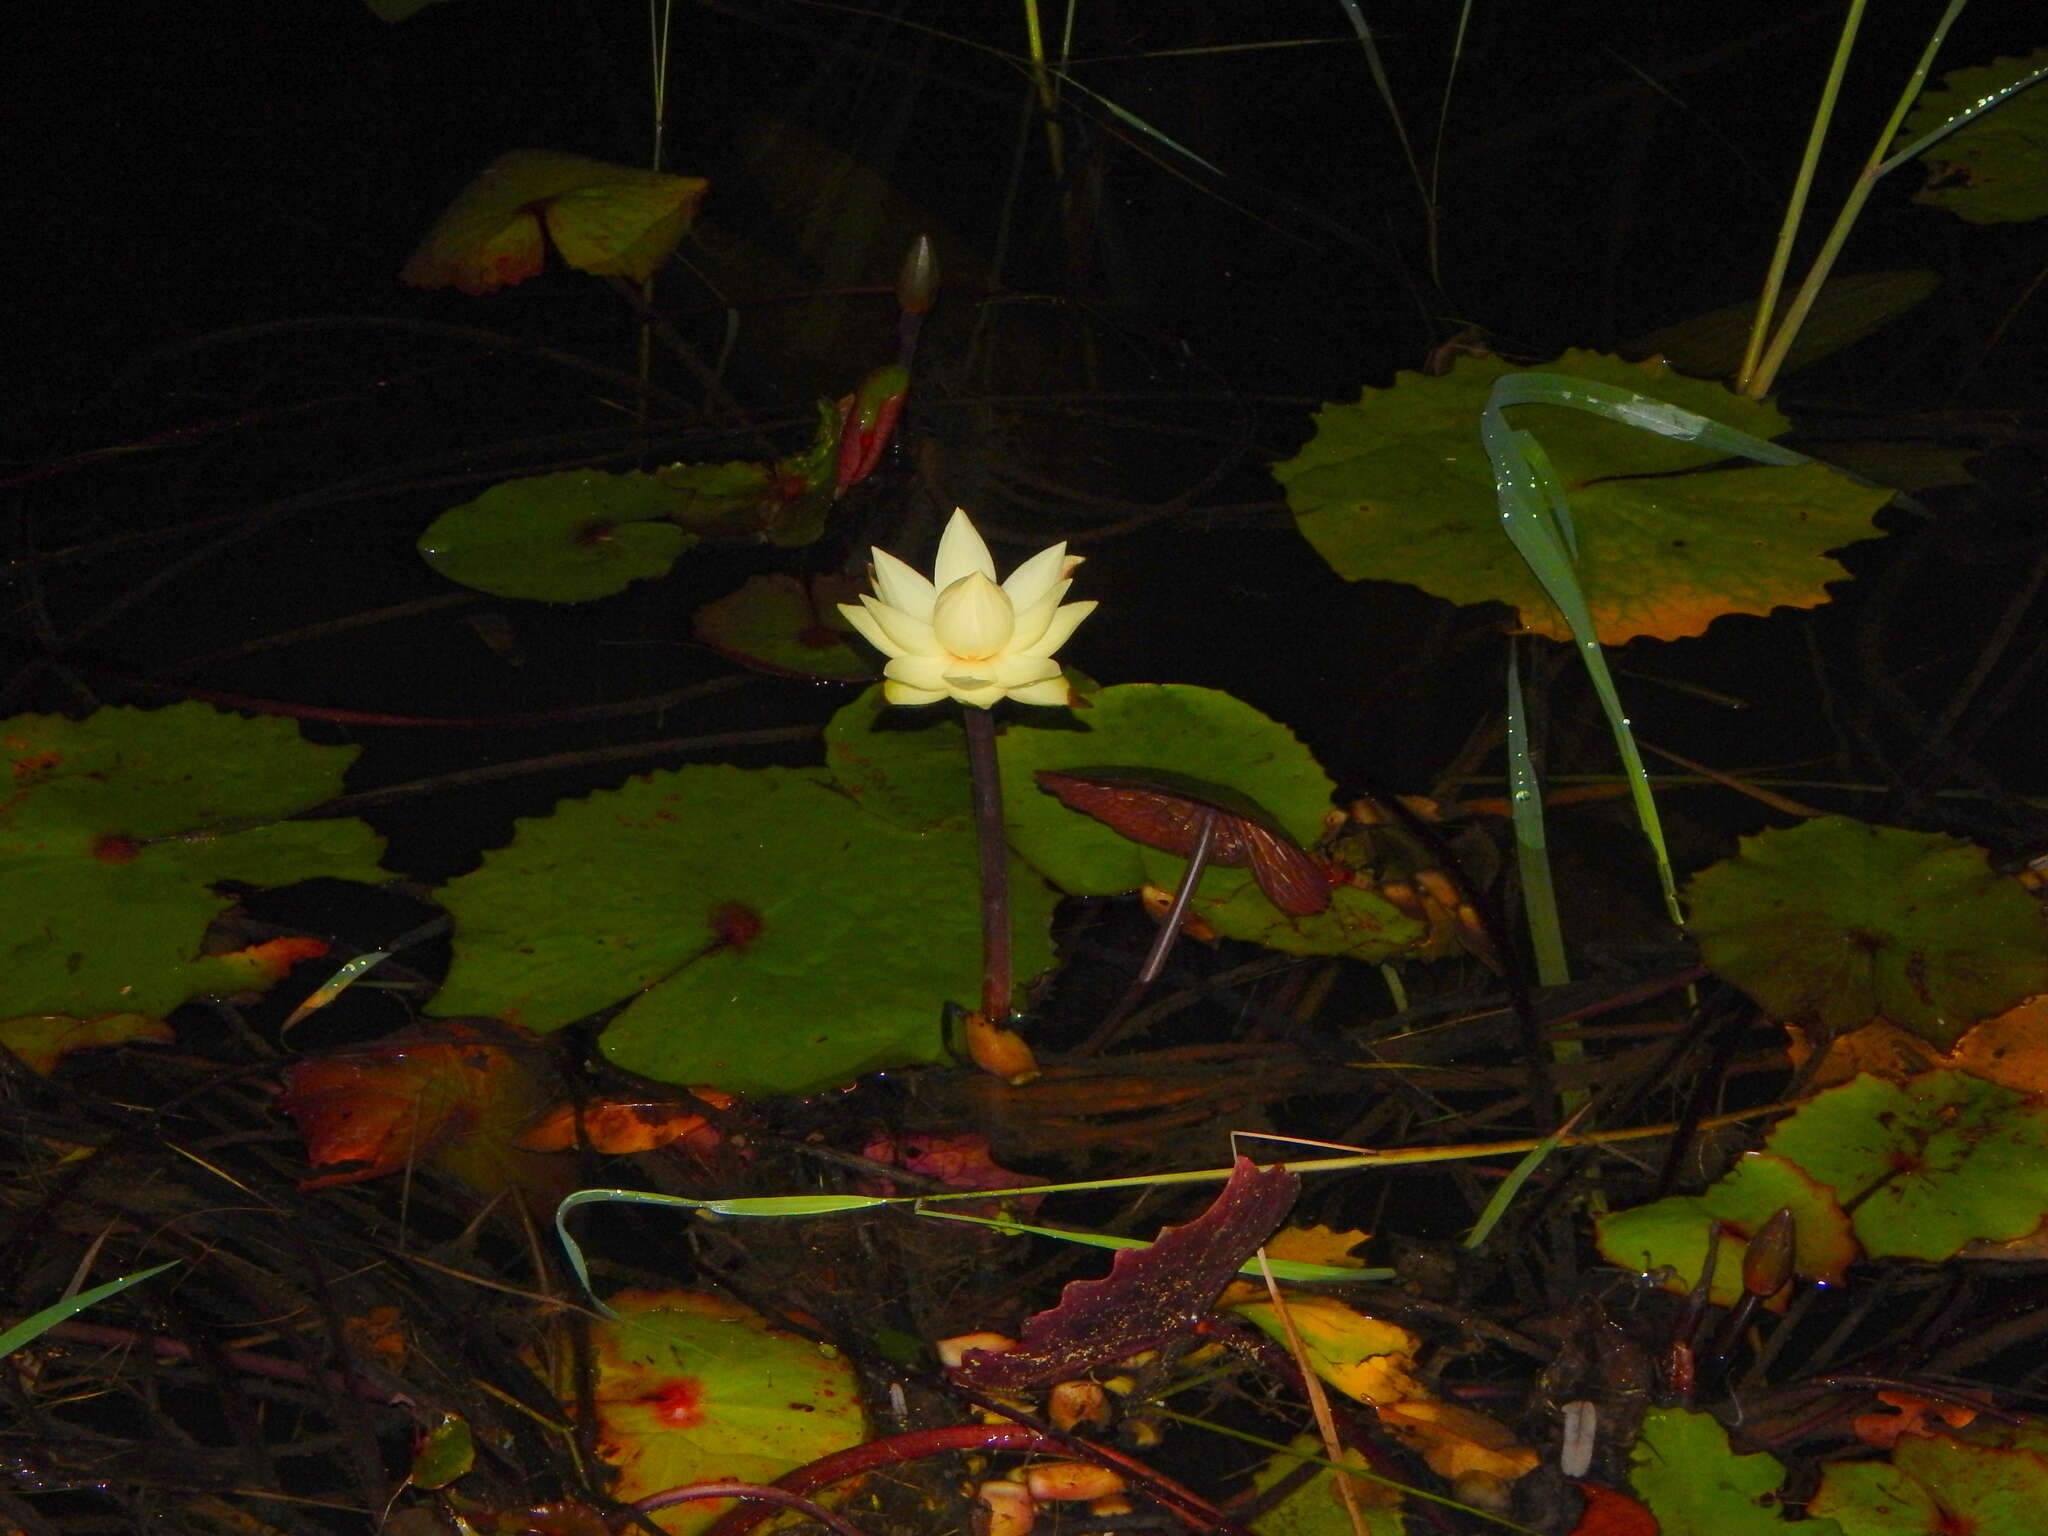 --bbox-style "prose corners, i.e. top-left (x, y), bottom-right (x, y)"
top-left (277, 1021), bottom-right (567, 1201)
top-left (515, 1091), bottom-right (736, 1154)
